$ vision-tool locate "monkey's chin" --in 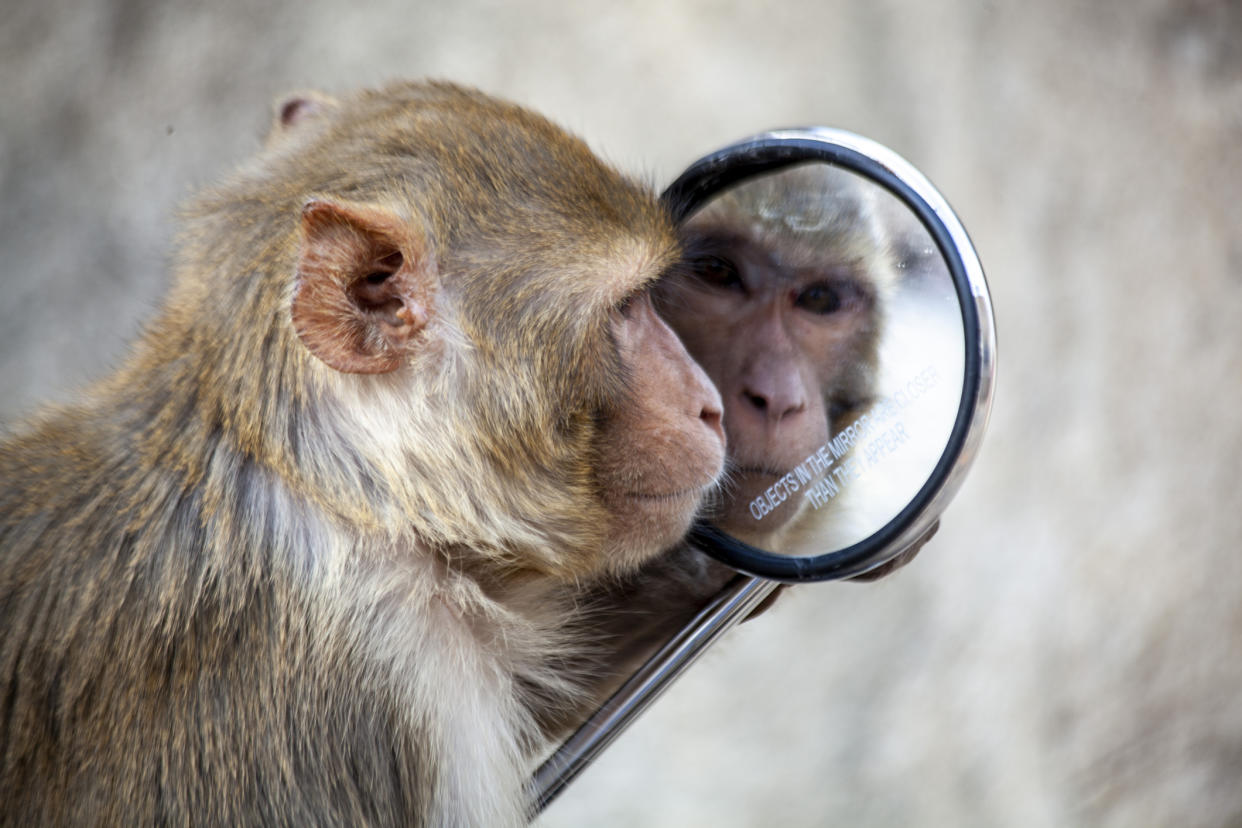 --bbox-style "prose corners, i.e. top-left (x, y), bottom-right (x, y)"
top-left (603, 486), bottom-right (713, 572)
